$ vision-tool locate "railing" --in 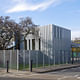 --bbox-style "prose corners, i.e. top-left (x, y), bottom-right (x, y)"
top-left (0, 50), bottom-right (74, 71)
